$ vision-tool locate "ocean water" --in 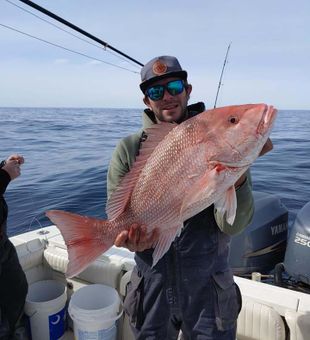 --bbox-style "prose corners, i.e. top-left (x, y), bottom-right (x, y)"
top-left (1, 107), bottom-right (309, 237)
